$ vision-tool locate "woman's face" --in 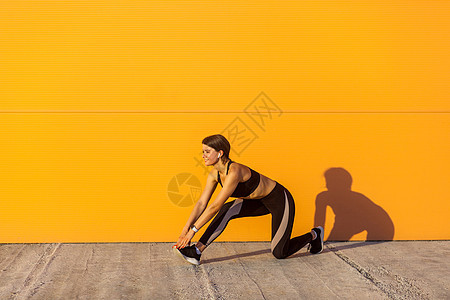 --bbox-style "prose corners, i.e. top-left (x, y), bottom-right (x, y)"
top-left (202, 144), bottom-right (221, 166)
